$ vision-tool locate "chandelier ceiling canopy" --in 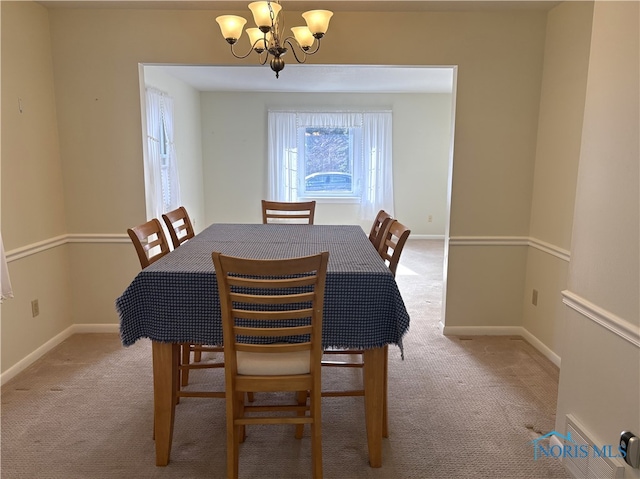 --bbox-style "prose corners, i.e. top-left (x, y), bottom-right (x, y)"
top-left (215, 1), bottom-right (333, 78)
